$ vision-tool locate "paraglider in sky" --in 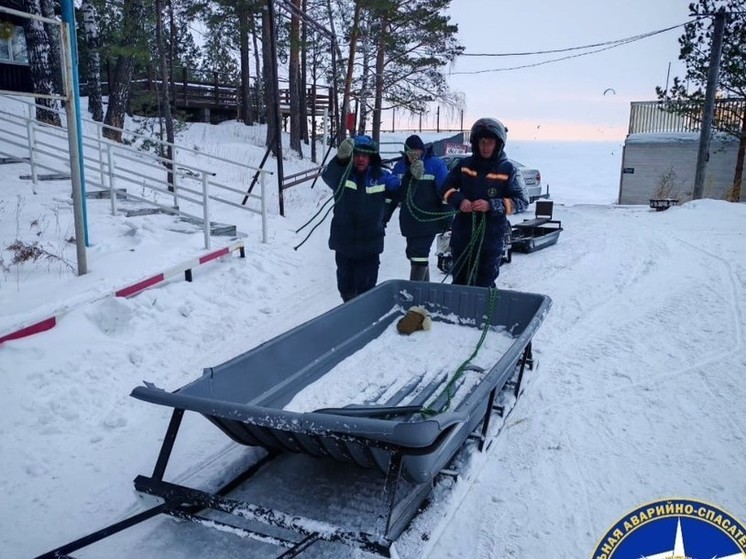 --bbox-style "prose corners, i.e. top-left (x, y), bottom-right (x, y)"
top-left (603, 88), bottom-right (616, 96)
